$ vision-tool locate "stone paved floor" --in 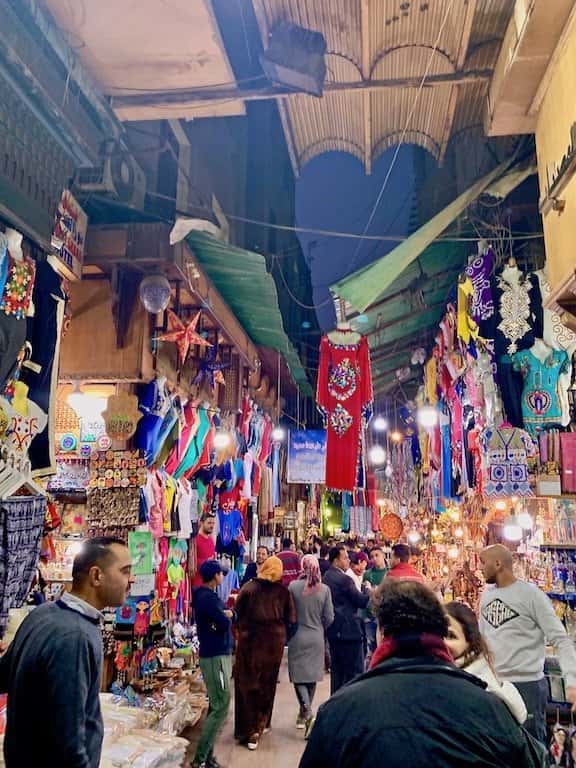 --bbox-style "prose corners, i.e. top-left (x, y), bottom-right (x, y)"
top-left (186, 651), bottom-right (330, 768)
